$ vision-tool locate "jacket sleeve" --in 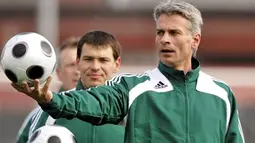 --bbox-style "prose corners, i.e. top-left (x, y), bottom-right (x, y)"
top-left (225, 91), bottom-right (245, 143)
top-left (40, 77), bottom-right (129, 125)
top-left (16, 107), bottom-right (40, 143)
